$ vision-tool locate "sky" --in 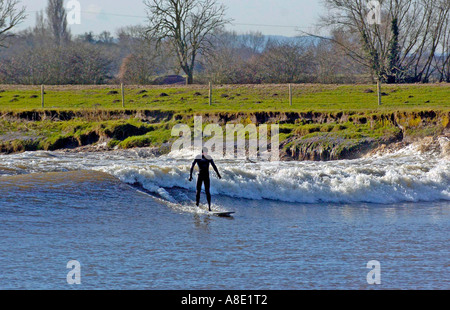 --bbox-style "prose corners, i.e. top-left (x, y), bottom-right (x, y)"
top-left (16, 0), bottom-right (325, 37)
